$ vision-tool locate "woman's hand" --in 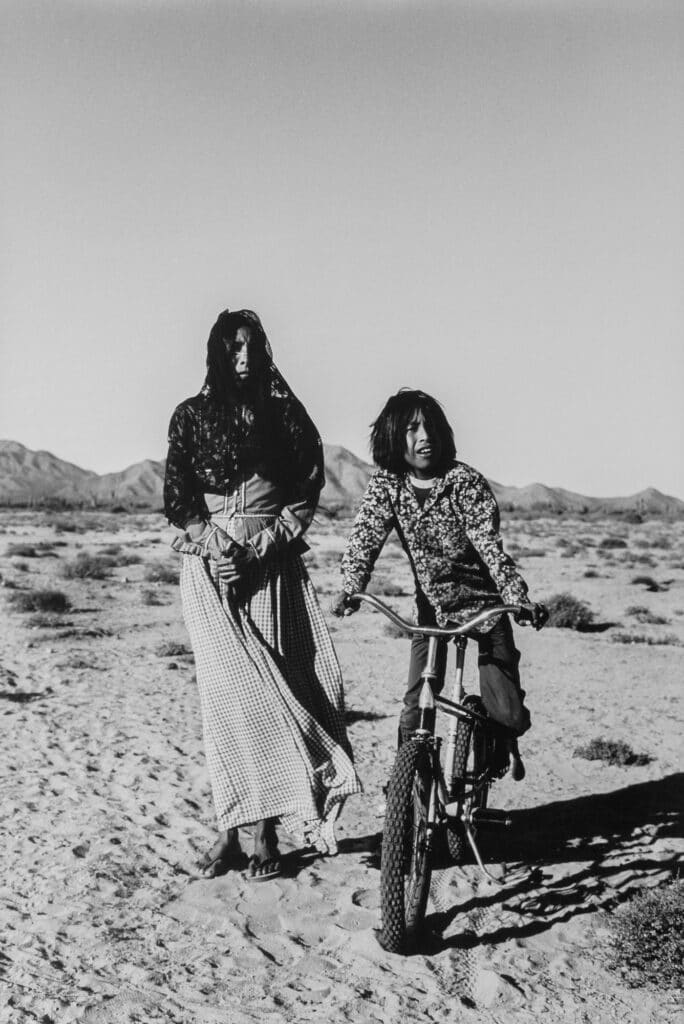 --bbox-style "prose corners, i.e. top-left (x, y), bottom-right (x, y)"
top-left (330, 590), bottom-right (361, 617)
top-left (216, 544), bottom-right (257, 583)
